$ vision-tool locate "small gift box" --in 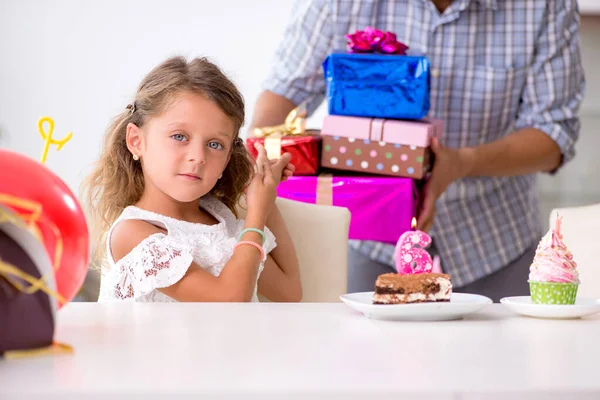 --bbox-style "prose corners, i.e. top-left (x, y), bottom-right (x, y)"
top-left (322, 27), bottom-right (429, 120)
top-left (277, 172), bottom-right (418, 243)
top-left (320, 115), bottom-right (443, 179)
top-left (247, 103), bottom-right (321, 176)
